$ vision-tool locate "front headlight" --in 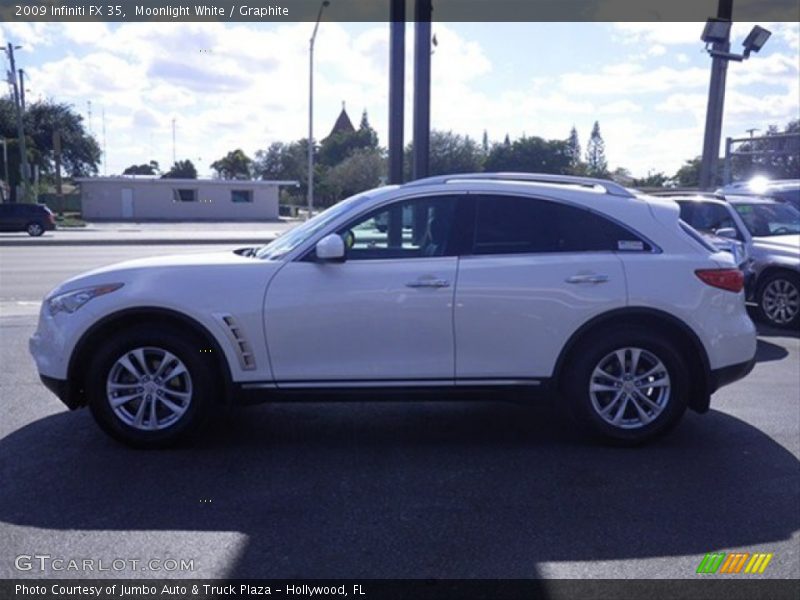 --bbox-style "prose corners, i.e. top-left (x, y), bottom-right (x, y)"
top-left (46, 283), bottom-right (124, 316)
